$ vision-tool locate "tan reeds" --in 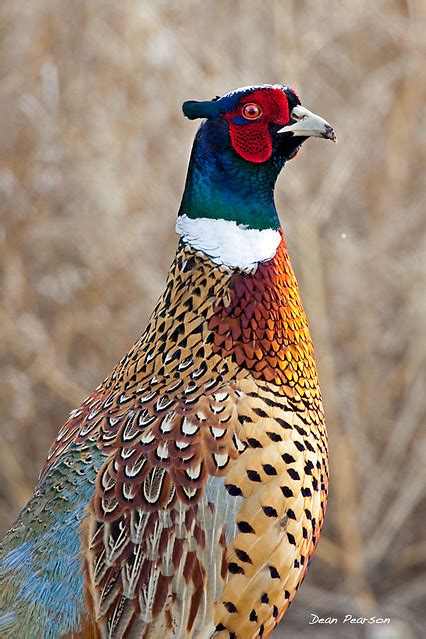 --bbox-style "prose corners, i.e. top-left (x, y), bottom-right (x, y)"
top-left (0, 1), bottom-right (424, 636)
